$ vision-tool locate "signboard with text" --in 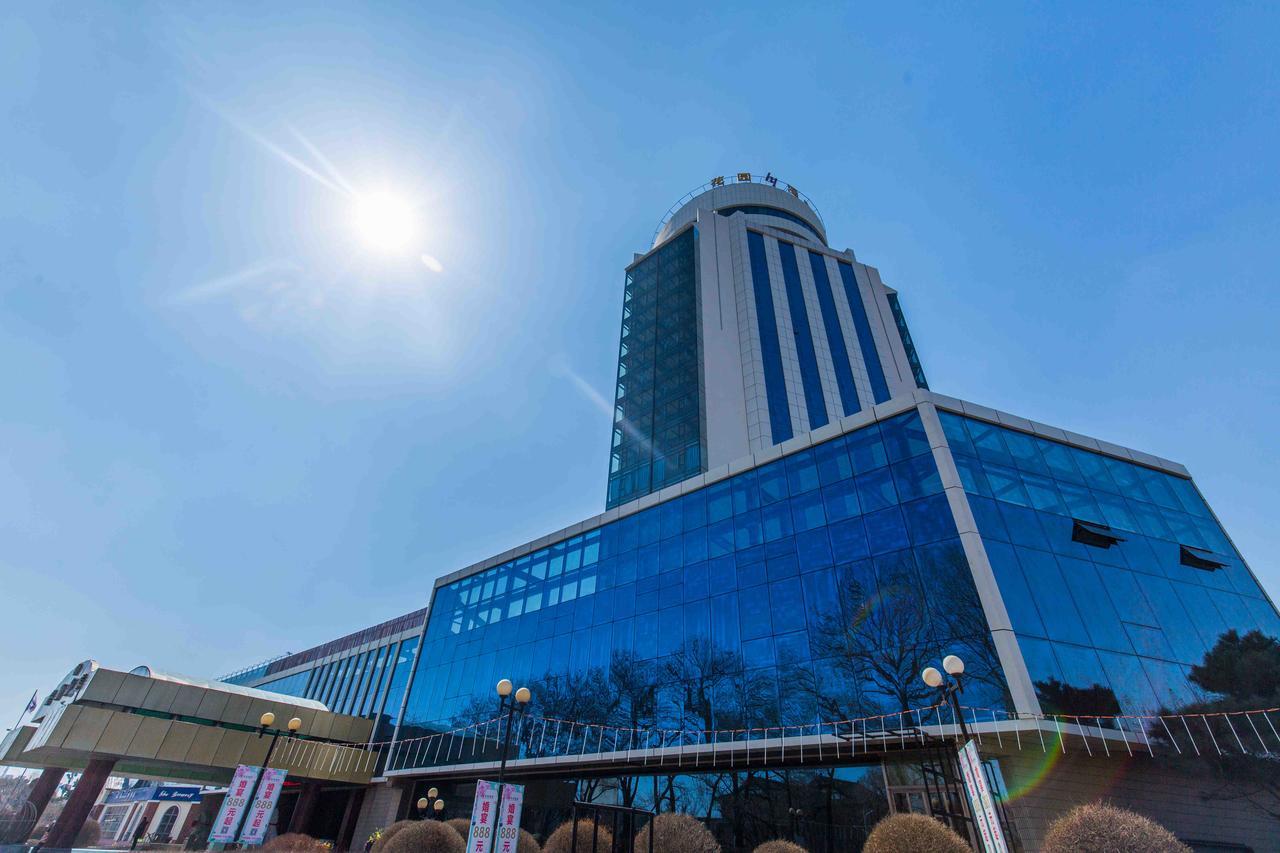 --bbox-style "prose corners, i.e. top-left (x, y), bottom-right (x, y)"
top-left (494, 784), bottom-right (525, 853)
top-left (957, 740), bottom-right (1009, 853)
top-left (464, 780), bottom-right (501, 853)
top-left (239, 767), bottom-right (289, 846)
top-left (208, 765), bottom-right (260, 844)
